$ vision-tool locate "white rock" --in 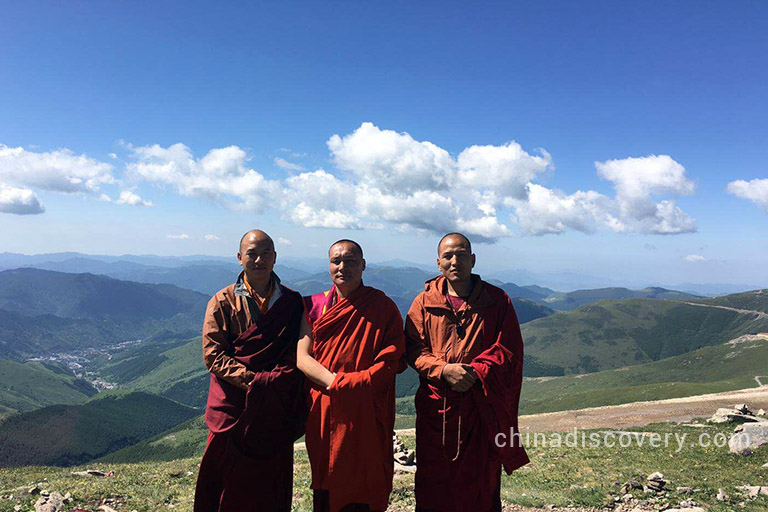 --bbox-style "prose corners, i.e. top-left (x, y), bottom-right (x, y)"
top-left (729, 423), bottom-right (768, 454)
top-left (648, 472), bottom-right (665, 481)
